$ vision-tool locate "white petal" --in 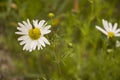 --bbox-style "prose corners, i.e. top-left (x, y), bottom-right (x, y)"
top-left (22, 38), bottom-right (32, 51)
top-left (115, 29), bottom-right (120, 34)
top-left (23, 21), bottom-right (28, 26)
top-left (22, 21), bottom-right (31, 29)
top-left (113, 23), bottom-right (118, 32)
top-left (19, 41), bottom-right (26, 45)
top-left (102, 19), bottom-right (109, 31)
top-left (18, 35), bottom-right (29, 41)
top-left (23, 43), bottom-right (30, 51)
top-left (29, 49), bottom-right (32, 52)
top-left (37, 43), bottom-right (43, 50)
top-left (96, 26), bottom-right (107, 35)
top-left (43, 25), bottom-right (51, 30)
top-left (108, 22), bottom-right (112, 31)
top-left (30, 41), bottom-right (35, 50)
top-left (17, 27), bottom-right (28, 34)
top-left (41, 37), bottom-right (50, 45)
top-left (33, 20), bottom-right (39, 27)
top-left (27, 19), bottom-right (32, 28)
top-left (23, 45), bottom-right (27, 50)
top-left (36, 40), bottom-right (42, 50)
top-left (115, 34), bottom-right (120, 37)
top-left (19, 37), bottom-right (30, 45)
top-left (38, 39), bottom-right (46, 47)
top-left (41, 30), bottom-right (51, 35)
top-left (33, 42), bottom-right (37, 50)
top-left (15, 32), bottom-right (27, 35)
top-left (18, 23), bottom-right (25, 28)
top-left (38, 20), bottom-right (46, 28)
top-left (17, 27), bottom-right (27, 32)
